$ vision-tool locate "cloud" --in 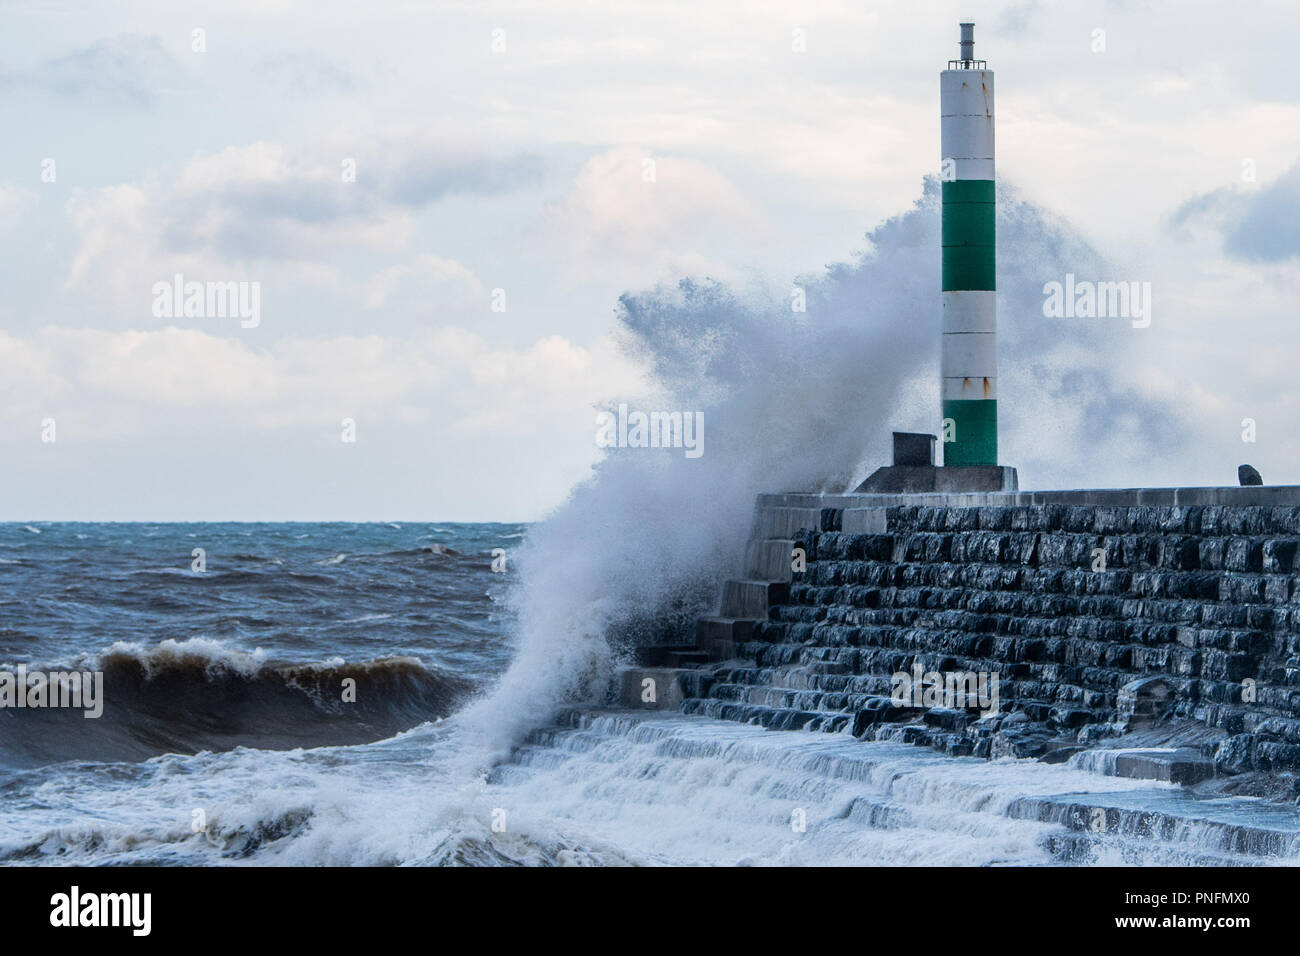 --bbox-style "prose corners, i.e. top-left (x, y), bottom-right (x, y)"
top-left (362, 255), bottom-right (484, 311)
top-left (7, 0), bottom-right (1297, 521)
top-left (63, 144), bottom-right (409, 311)
top-left (62, 137), bottom-right (543, 315)
top-left (6, 33), bottom-right (188, 106)
top-left (254, 52), bottom-right (356, 94)
top-left (164, 143), bottom-right (416, 260)
top-left (0, 325), bottom-right (643, 440)
top-left (372, 134), bottom-right (544, 207)
top-left (538, 147), bottom-right (772, 284)
top-left (0, 185), bottom-right (36, 229)
top-left (1171, 158), bottom-right (1300, 262)
top-left (996, 1), bottom-right (1043, 34)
